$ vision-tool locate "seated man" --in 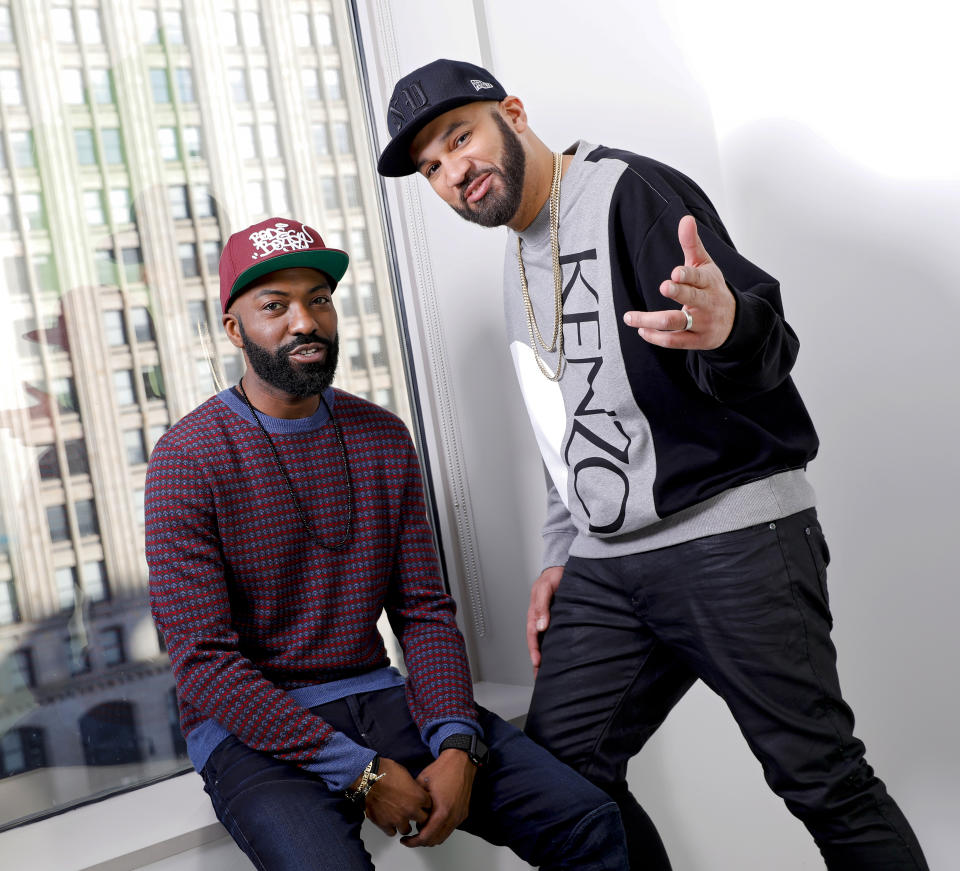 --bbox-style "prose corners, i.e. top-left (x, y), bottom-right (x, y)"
top-left (145, 216), bottom-right (628, 871)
